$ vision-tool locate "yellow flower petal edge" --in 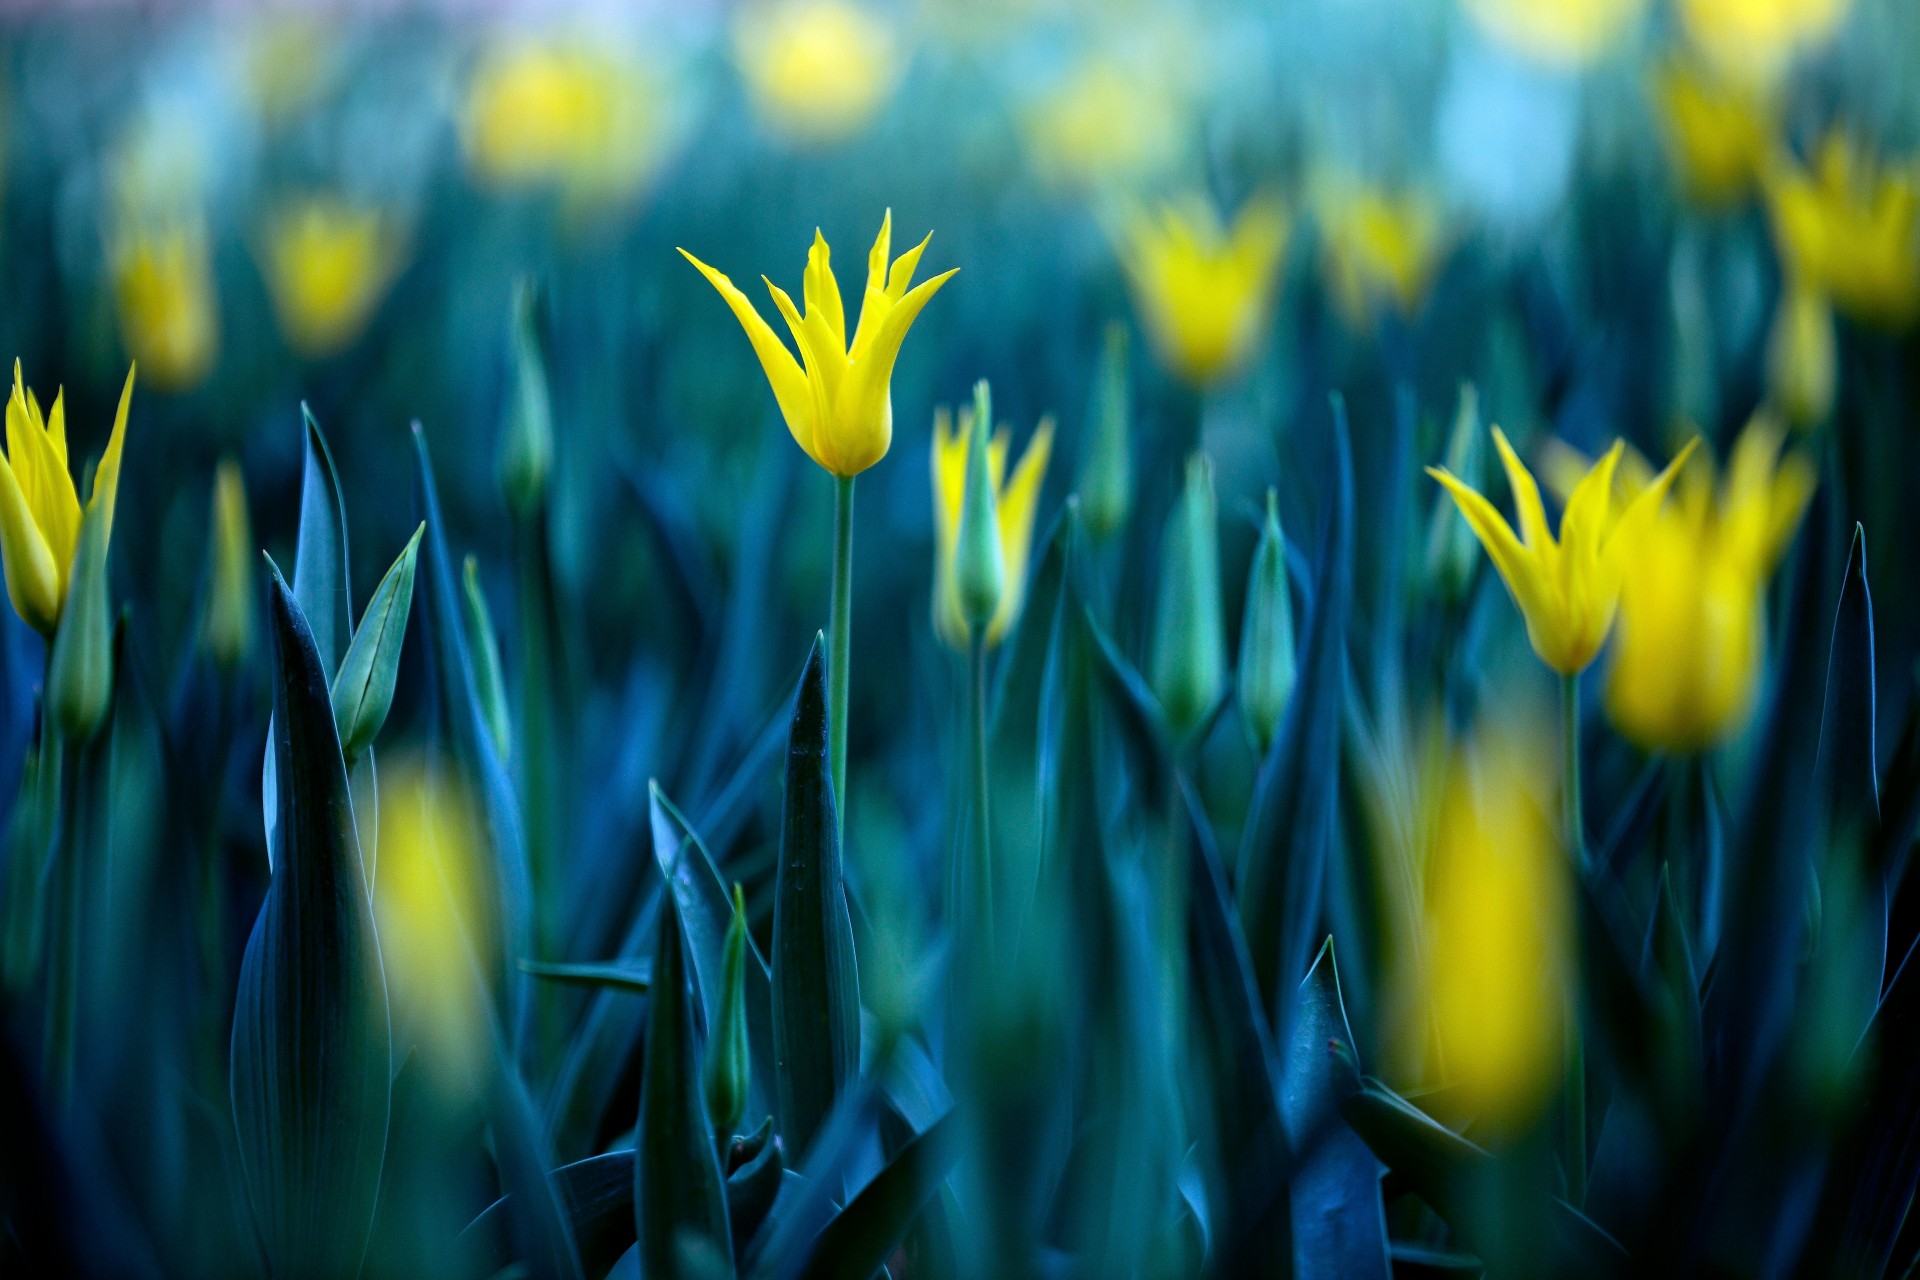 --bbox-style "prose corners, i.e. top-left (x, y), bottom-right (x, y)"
top-left (930, 407), bottom-right (1052, 649)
